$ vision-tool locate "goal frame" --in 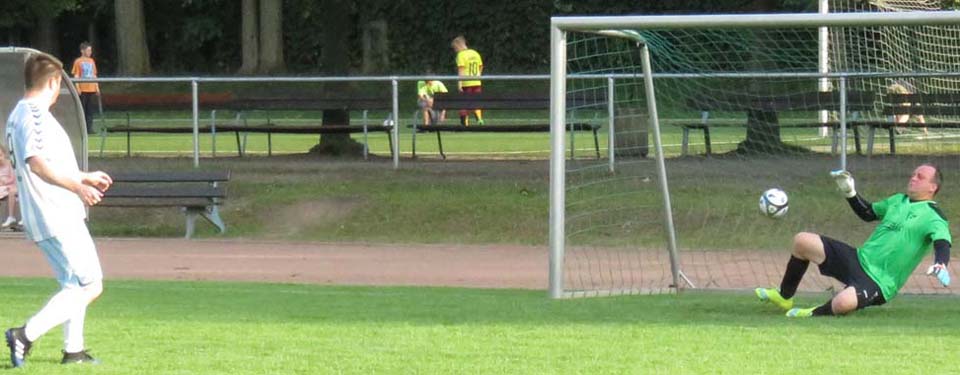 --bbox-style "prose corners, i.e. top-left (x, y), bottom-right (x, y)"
top-left (548, 11), bottom-right (960, 299)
